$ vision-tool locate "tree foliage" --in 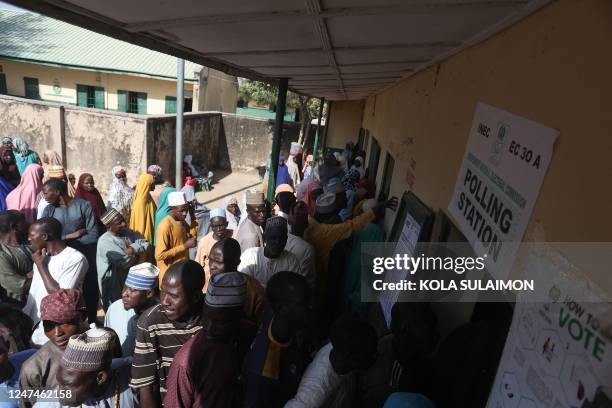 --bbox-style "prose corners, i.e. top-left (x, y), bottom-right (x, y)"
top-left (238, 78), bottom-right (326, 118)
